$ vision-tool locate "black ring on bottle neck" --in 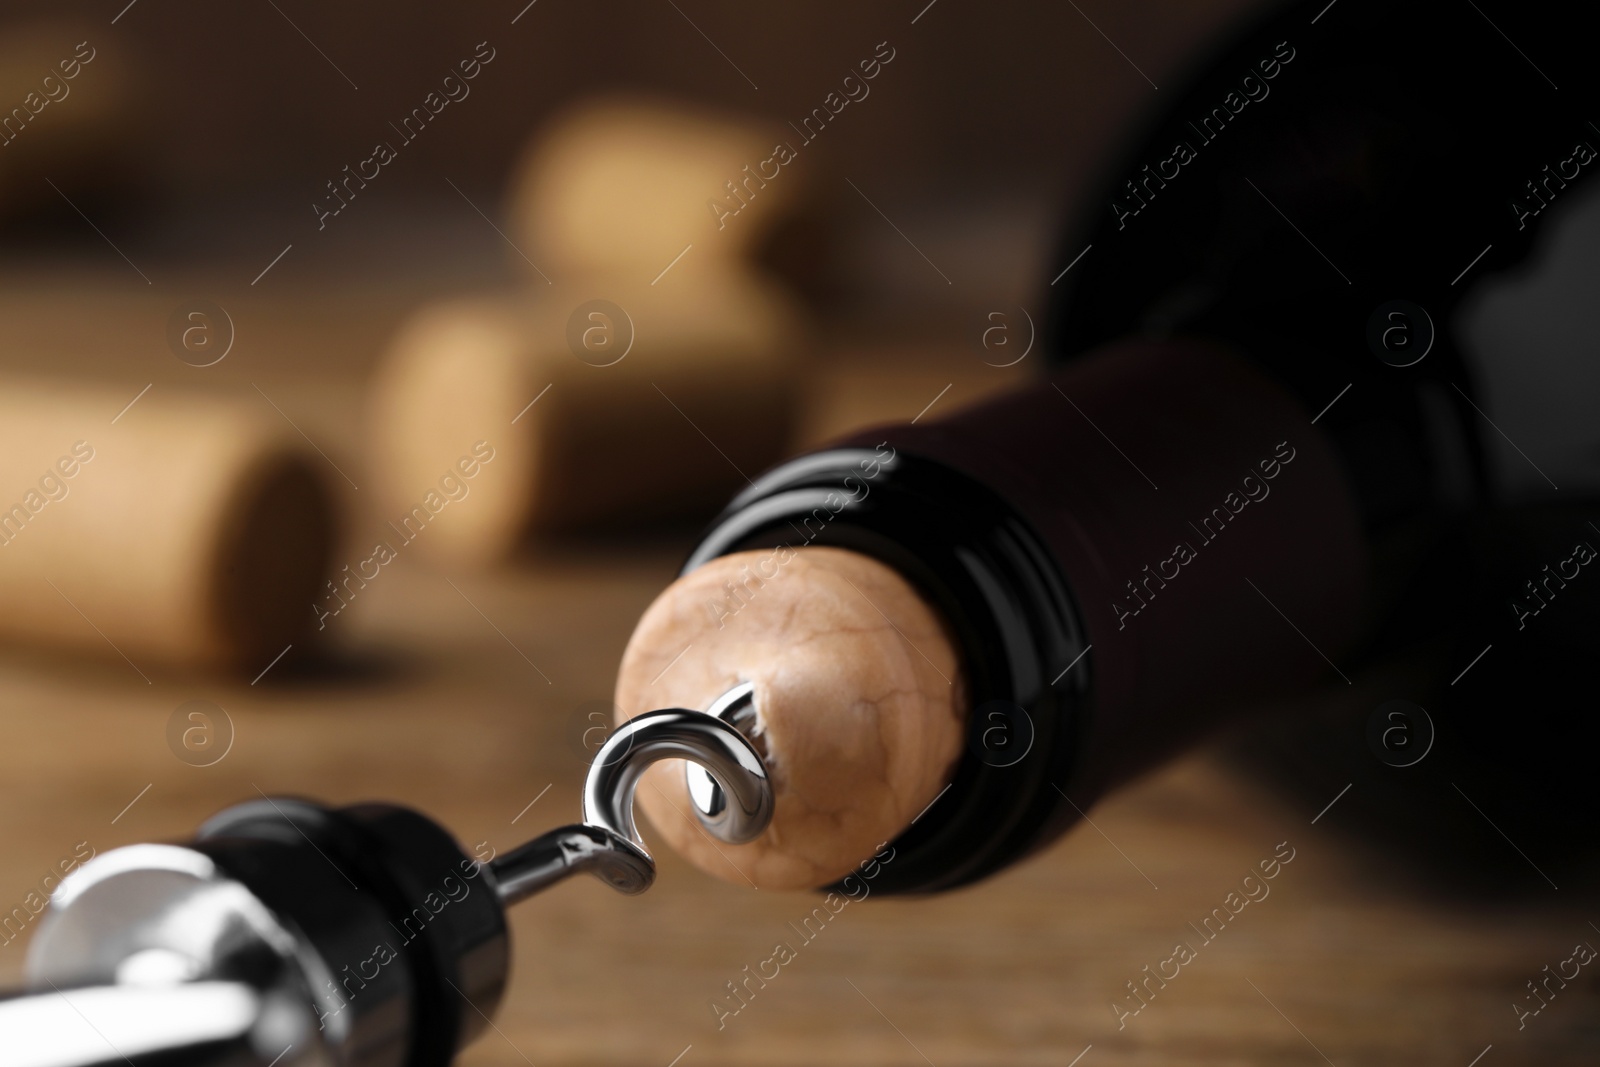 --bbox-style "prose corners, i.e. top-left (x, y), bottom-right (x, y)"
top-left (682, 446), bottom-right (1090, 895)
